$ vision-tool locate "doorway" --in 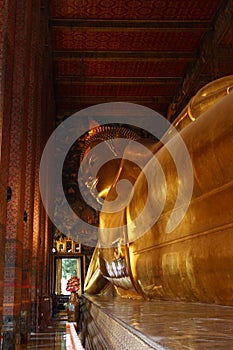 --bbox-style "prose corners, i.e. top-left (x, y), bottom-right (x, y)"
top-left (52, 255), bottom-right (85, 315)
top-left (55, 257), bottom-right (83, 296)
